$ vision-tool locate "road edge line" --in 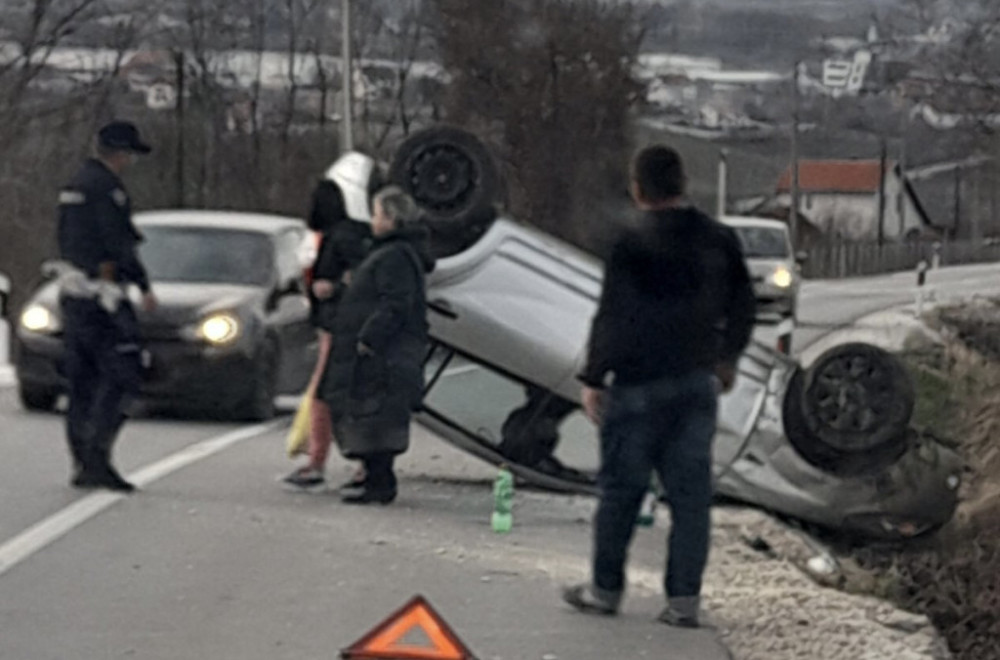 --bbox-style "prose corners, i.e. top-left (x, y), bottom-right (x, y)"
top-left (0, 421), bottom-right (280, 579)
